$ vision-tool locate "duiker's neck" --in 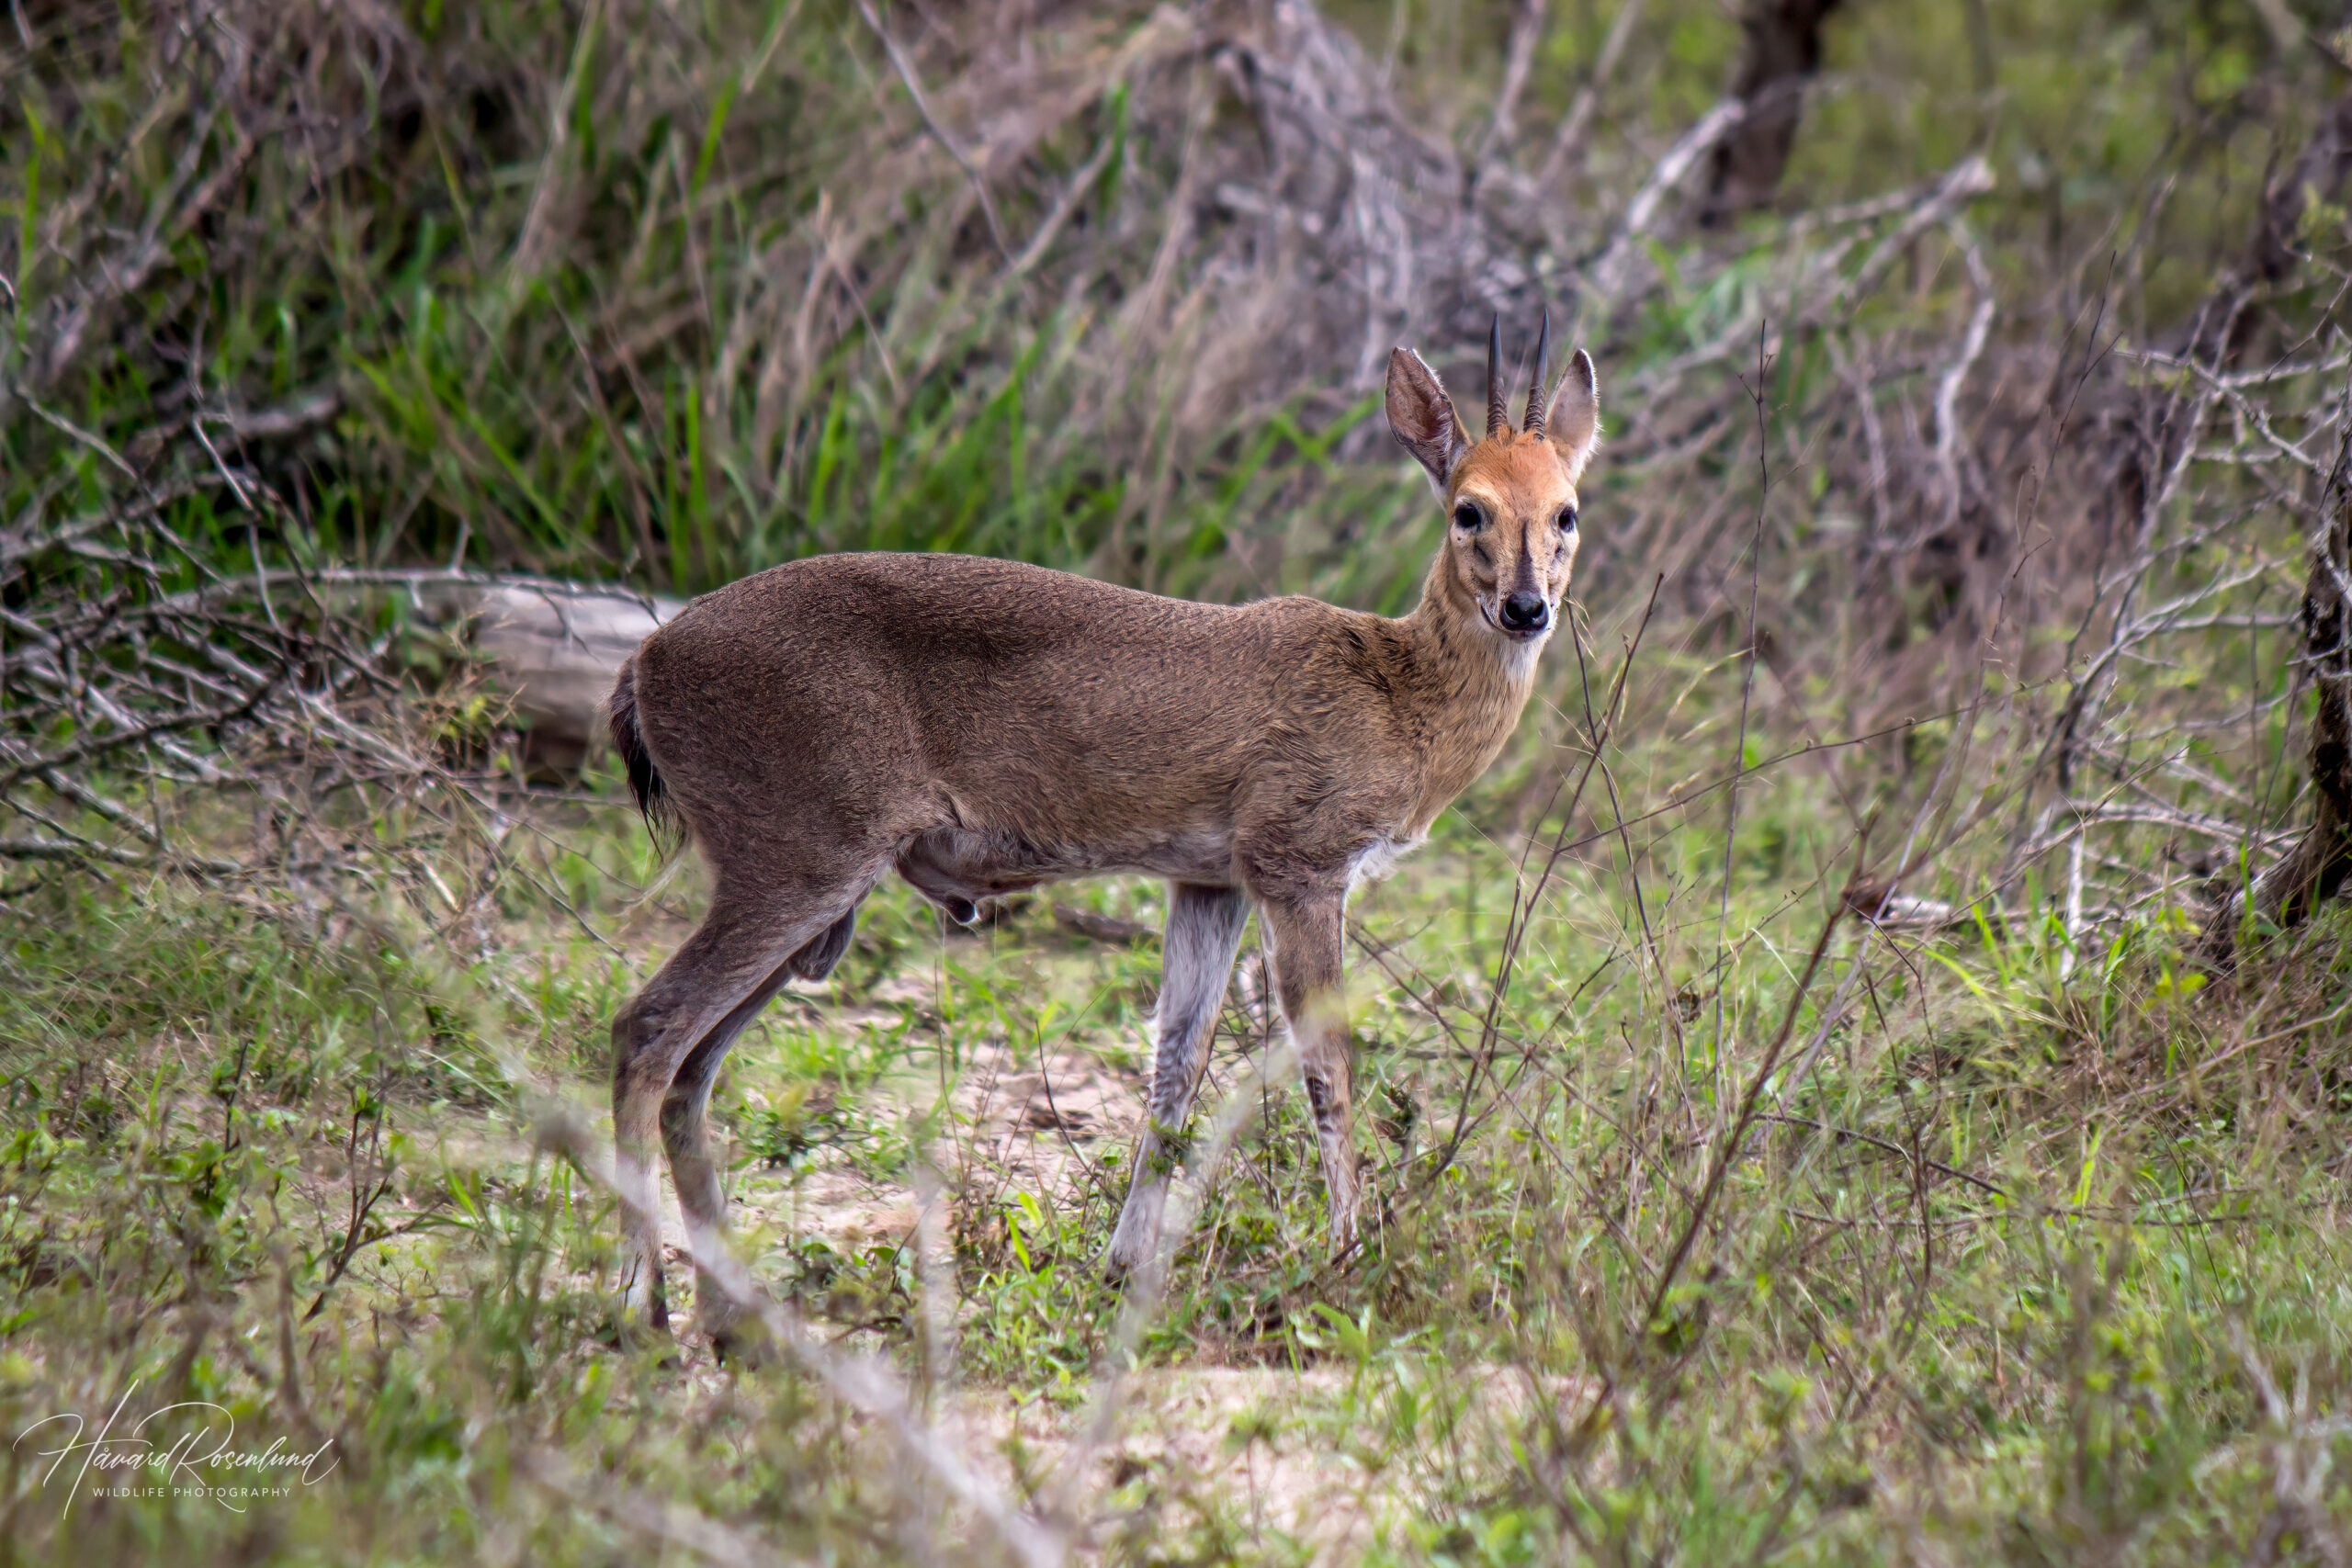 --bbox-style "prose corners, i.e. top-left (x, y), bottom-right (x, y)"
top-left (1386, 548), bottom-right (1545, 821)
